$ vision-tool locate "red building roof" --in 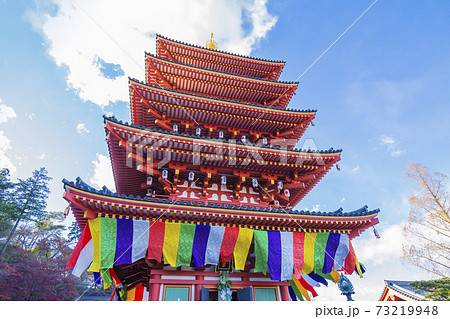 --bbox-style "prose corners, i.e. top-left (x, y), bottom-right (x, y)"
top-left (379, 281), bottom-right (425, 301)
top-left (129, 79), bottom-right (314, 143)
top-left (63, 177), bottom-right (379, 239)
top-left (145, 53), bottom-right (298, 108)
top-left (104, 117), bottom-right (340, 209)
top-left (156, 34), bottom-right (285, 81)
